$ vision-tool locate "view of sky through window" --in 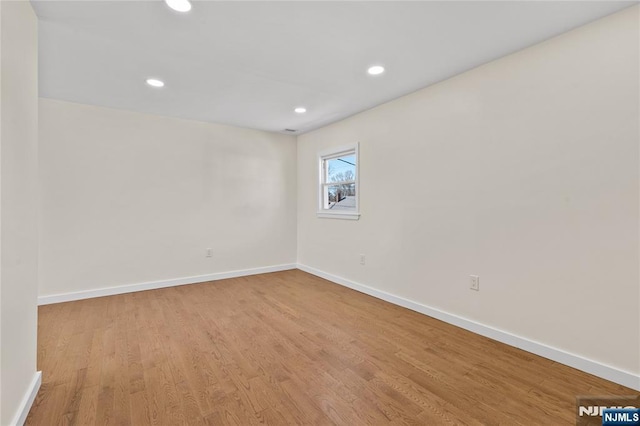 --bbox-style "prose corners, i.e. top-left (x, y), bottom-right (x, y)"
top-left (327, 155), bottom-right (356, 183)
